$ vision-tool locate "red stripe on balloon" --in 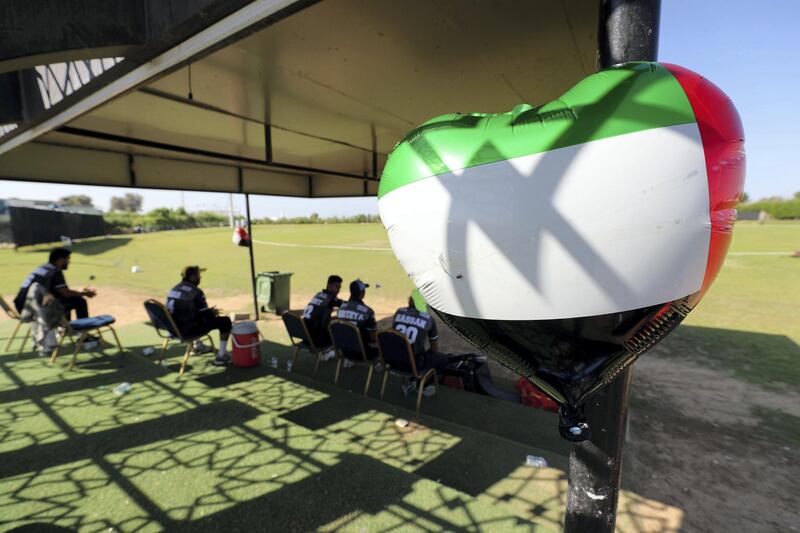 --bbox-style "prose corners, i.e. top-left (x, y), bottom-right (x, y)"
top-left (663, 63), bottom-right (746, 295)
